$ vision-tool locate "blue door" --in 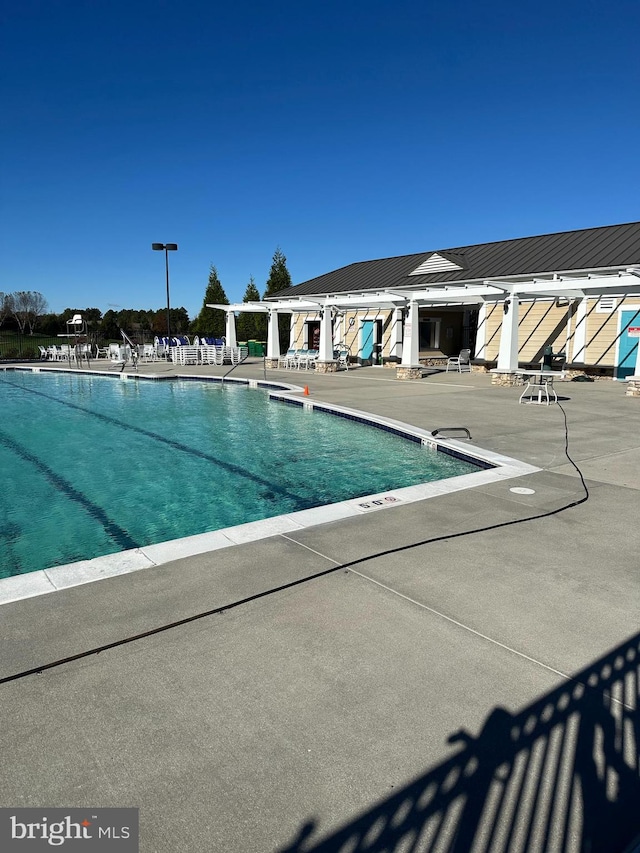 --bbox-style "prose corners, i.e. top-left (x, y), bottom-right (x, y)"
top-left (360, 320), bottom-right (374, 364)
top-left (616, 309), bottom-right (640, 380)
